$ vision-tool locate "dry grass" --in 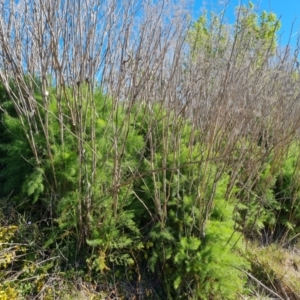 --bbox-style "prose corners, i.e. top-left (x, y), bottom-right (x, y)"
top-left (243, 242), bottom-right (300, 299)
